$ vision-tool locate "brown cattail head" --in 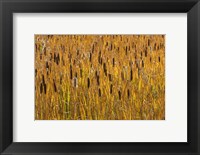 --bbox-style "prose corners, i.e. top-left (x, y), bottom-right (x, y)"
top-left (53, 79), bottom-right (57, 92)
top-left (103, 63), bottom-right (107, 76)
top-left (148, 39), bottom-right (150, 46)
top-left (97, 75), bottom-right (100, 86)
top-left (130, 69), bottom-right (133, 81)
top-left (70, 65), bottom-right (73, 80)
top-left (99, 88), bottom-right (101, 97)
top-left (92, 44), bottom-right (95, 53)
top-left (89, 53), bottom-right (92, 62)
top-left (87, 78), bottom-right (90, 88)
top-left (42, 74), bottom-right (45, 84)
top-left (113, 58), bottom-right (115, 67)
top-left (110, 84), bottom-right (113, 94)
top-left (127, 89), bottom-right (130, 98)
top-left (109, 74), bottom-right (112, 82)
top-left (121, 71), bottom-right (124, 81)
top-left (145, 48), bottom-right (147, 57)
top-left (46, 61), bottom-right (49, 70)
top-left (142, 60), bottom-right (144, 68)
top-left (118, 90), bottom-right (121, 100)
top-left (158, 56), bottom-right (160, 62)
